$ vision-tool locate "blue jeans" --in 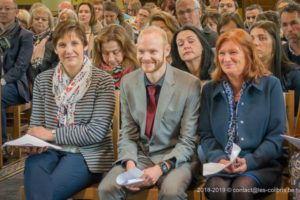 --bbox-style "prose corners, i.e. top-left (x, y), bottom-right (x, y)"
top-left (1, 83), bottom-right (24, 144)
top-left (24, 150), bottom-right (102, 200)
